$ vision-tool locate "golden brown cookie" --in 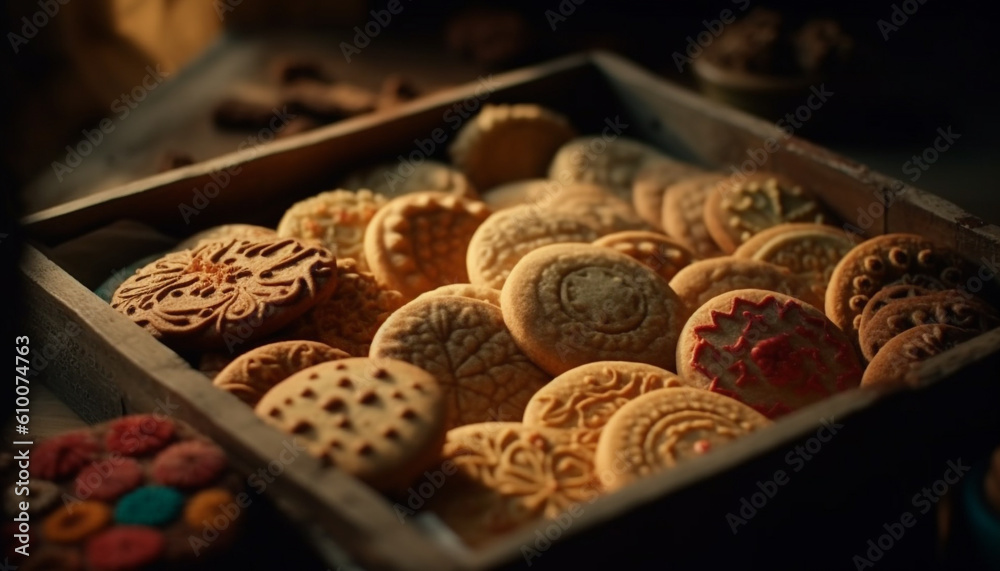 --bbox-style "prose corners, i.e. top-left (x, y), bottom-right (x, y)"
top-left (548, 136), bottom-right (667, 202)
top-left (369, 296), bottom-right (550, 430)
top-left (174, 224), bottom-right (276, 252)
top-left (660, 173), bottom-right (728, 258)
top-left (289, 258), bottom-right (404, 357)
top-left (212, 340), bottom-right (350, 406)
top-left (276, 189), bottom-right (387, 272)
top-left (825, 233), bottom-right (977, 343)
top-left (340, 160), bottom-right (477, 199)
top-left (631, 159), bottom-right (707, 229)
top-left (449, 104), bottom-right (577, 190)
top-left (676, 289), bottom-right (863, 418)
top-left (426, 422), bottom-right (598, 547)
top-left (540, 183), bottom-right (651, 235)
top-left (594, 387), bottom-right (770, 491)
top-left (703, 172), bottom-right (826, 253)
top-left (363, 191), bottom-right (491, 301)
top-left (111, 238), bottom-right (337, 351)
top-left (858, 284), bottom-right (932, 324)
top-left (415, 283), bottom-right (501, 307)
top-left (668, 257), bottom-right (823, 312)
top-left (592, 231), bottom-right (696, 283)
top-left (466, 204), bottom-right (600, 290)
top-left (860, 324), bottom-right (978, 388)
top-left (254, 357), bottom-right (446, 492)
top-left (501, 243), bottom-right (686, 375)
top-left (478, 179), bottom-right (554, 211)
top-left (522, 361), bottom-right (686, 446)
